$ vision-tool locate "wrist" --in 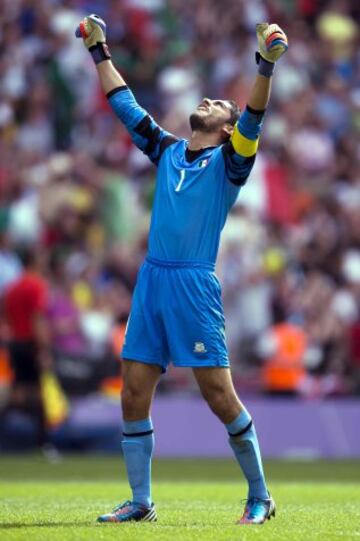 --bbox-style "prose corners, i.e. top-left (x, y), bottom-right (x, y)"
top-left (89, 42), bottom-right (111, 65)
top-left (256, 52), bottom-right (275, 78)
